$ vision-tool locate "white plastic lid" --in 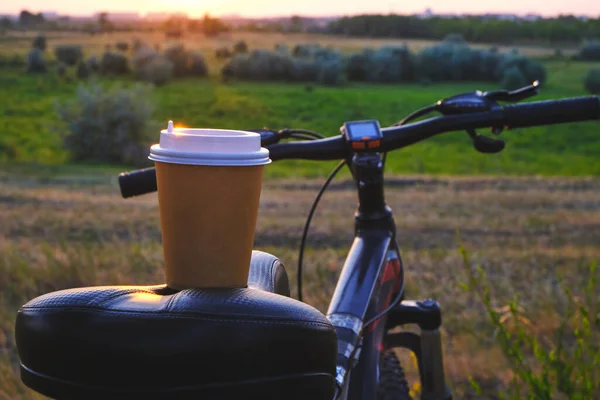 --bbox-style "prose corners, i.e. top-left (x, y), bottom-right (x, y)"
top-left (149, 122), bottom-right (271, 166)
